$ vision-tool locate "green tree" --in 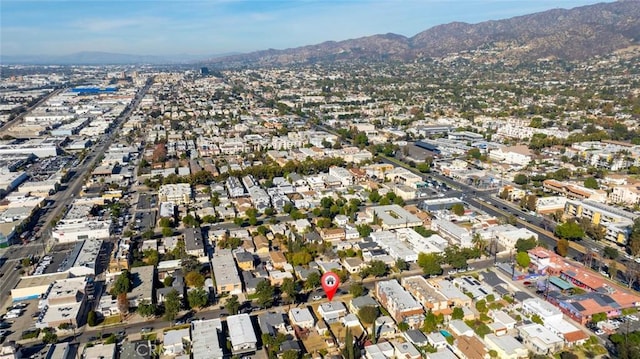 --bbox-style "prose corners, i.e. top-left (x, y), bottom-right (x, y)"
top-left (416, 162), bottom-right (430, 173)
top-left (475, 299), bottom-right (488, 313)
top-left (162, 227), bottom-right (174, 238)
top-left (513, 173), bottom-right (529, 185)
top-left (304, 272), bottom-right (321, 290)
top-left (531, 314), bottom-right (544, 325)
top-left (515, 237), bottom-right (538, 252)
top-left (87, 310), bottom-right (98, 327)
top-left (609, 261), bottom-right (619, 279)
top-left (225, 295), bottom-right (241, 315)
top-left (187, 287), bottom-right (209, 309)
top-left (358, 306), bottom-right (380, 325)
top-left (556, 239), bottom-right (570, 257)
top-left (603, 246), bottom-right (619, 260)
top-left (343, 327), bottom-right (355, 359)
top-left (42, 328), bottom-right (58, 344)
top-left (418, 252), bottom-right (443, 276)
top-left (583, 177), bottom-right (599, 189)
top-left (142, 230), bottom-right (154, 239)
top-left (451, 203), bottom-right (465, 216)
top-left (282, 350), bottom-right (299, 359)
top-left (291, 251), bottom-right (312, 266)
top-left (185, 271), bottom-right (205, 288)
top-left (182, 214), bottom-right (200, 228)
top-left (452, 307), bottom-right (464, 320)
top-left (364, 260), bottom-right (388, 278)
top-left (256, 280), bottom-right (275, 308)
top-left (111, 270), bottom-right (132, 295)
top-left (357, 224), bottom-right (373, 237)
top-left (516, 251), bottom-right (531, 269)
top-left (349, 282), bottom-right (365, 298)
top-left (630, 218), bottom-right (640, 256)
top-left (142, 249), bottom-right (159, 266)
top-left (104, 333), bottom-right (118, 344)
top-left (555, 222), bottom-right (585, 241)
top-left (137, 300), bottom-right (157, 318)
top-left (164, 289), bottom-right (181, 322)
top-left (281, 278), bottom-right (298, 304)
top-left (591, 312), bottom-right (607, 323)
top-left (368, 190), bottom-right (381, 203)
top-left (398, 322), bottom-right (410, 331)
top-left (395, 258), bottom-right (409, 272)
top-left (163, 276), bottom-right (175, 287)
top-left (422, 310), bottom-right (443, 333)
top-left (159, 218), bottom-right (173, 228)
